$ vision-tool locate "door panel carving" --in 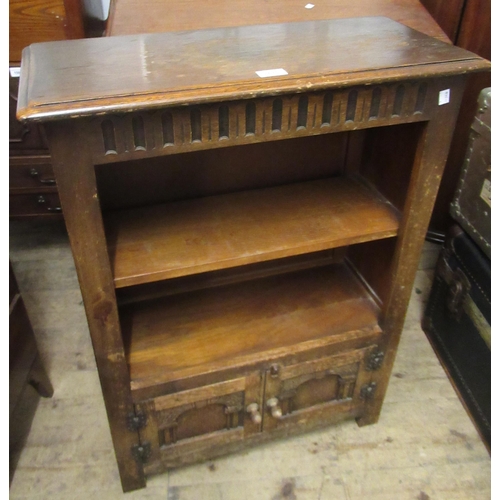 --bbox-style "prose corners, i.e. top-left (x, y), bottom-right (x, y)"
top-left (137, 373), bottom-right (262, 471)
top-left (156, 392), bottom-right (244, 446)
top-left (263, 347), bottom-right (375, 431)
